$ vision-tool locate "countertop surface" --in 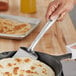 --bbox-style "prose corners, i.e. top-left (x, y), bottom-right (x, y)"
top-left (0, 0), bottom-right (76, 55)
top-left (62, 60), bottom-right (76, 76)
